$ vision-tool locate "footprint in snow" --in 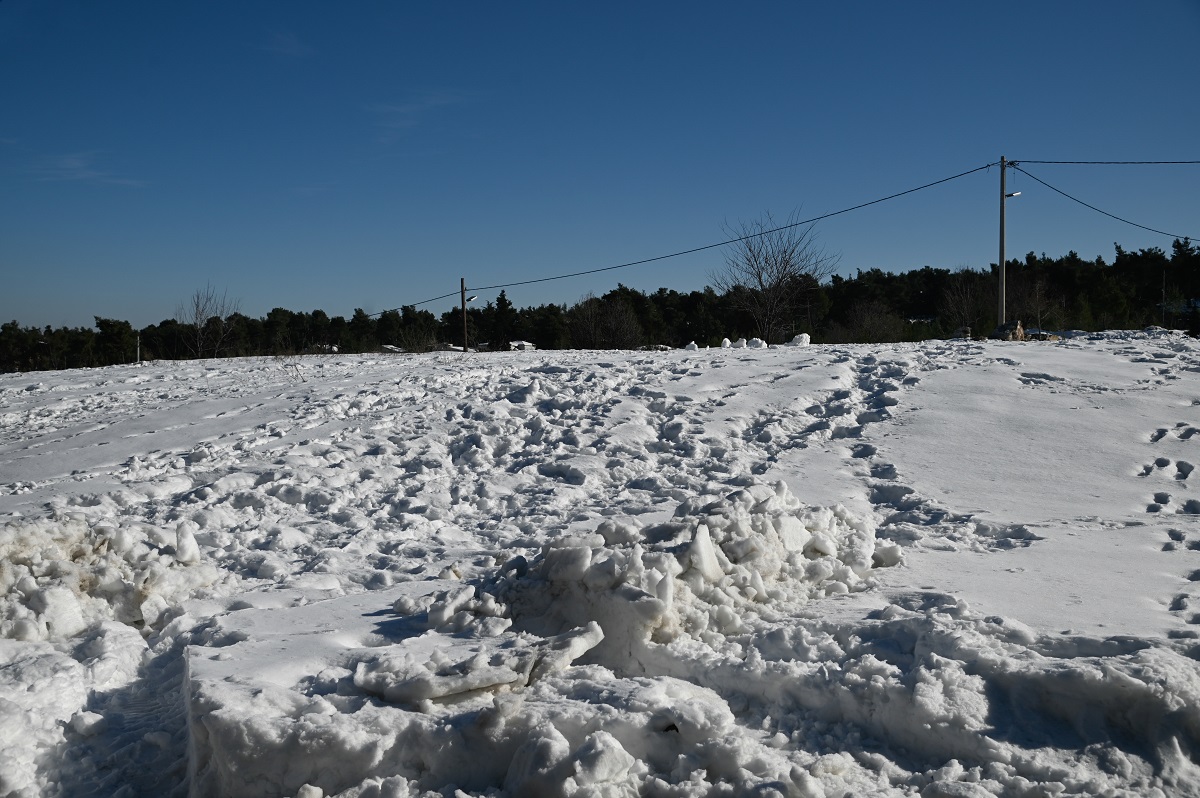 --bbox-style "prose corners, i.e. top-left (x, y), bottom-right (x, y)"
top-left (1167, 596), bottom-right (1200, 631)
top-left (851, 443), bottom-right (877, 459)
top-left (1163, 528), bottom-right (1187, 549)
top-left (1139, 457), bottom-right (1173, 477)
top-left (1150, 492), bottom-right (1174, 514)
top-left (1148, 423), bottom-right (1200, 443)
top-left (870, 462), bottom-right (898, 480)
